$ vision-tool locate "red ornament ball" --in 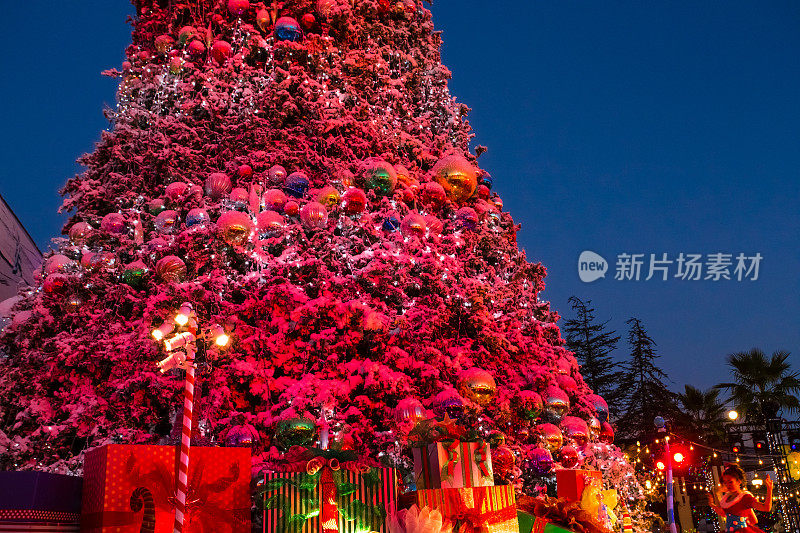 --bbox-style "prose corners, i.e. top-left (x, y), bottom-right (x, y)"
top-left (205, 172), bottom-right (233, 199)
top-left (187, 40), bottom-right (206, 57)
top-left (301, 13), bottom-right (316, 29)
top-left (491, 445), bottom-right (516, 478)
top-left (155, 255), bottom-right (187, 283)
top-left (237, 164), bottom-right (253, 181)
top-left (341, 188), bottom-right (367, 215)
top-left (559, 445), bottom-right (579, 468)
top-left (284, 201), bottom-right (300, 217)
top-left (211, 40), bottom-right (233, 64)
